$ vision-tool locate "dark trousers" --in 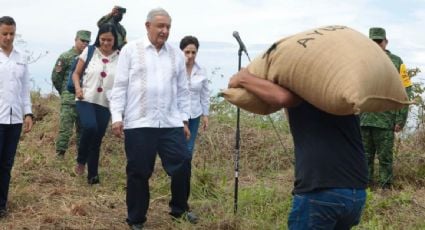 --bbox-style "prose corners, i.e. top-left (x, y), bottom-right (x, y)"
top-left (124, 127), bottom-right (192, 225)
top-left (0, 124), bottom-right (22, 210)
top-left (76, 101), bottom-right (110, 179)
